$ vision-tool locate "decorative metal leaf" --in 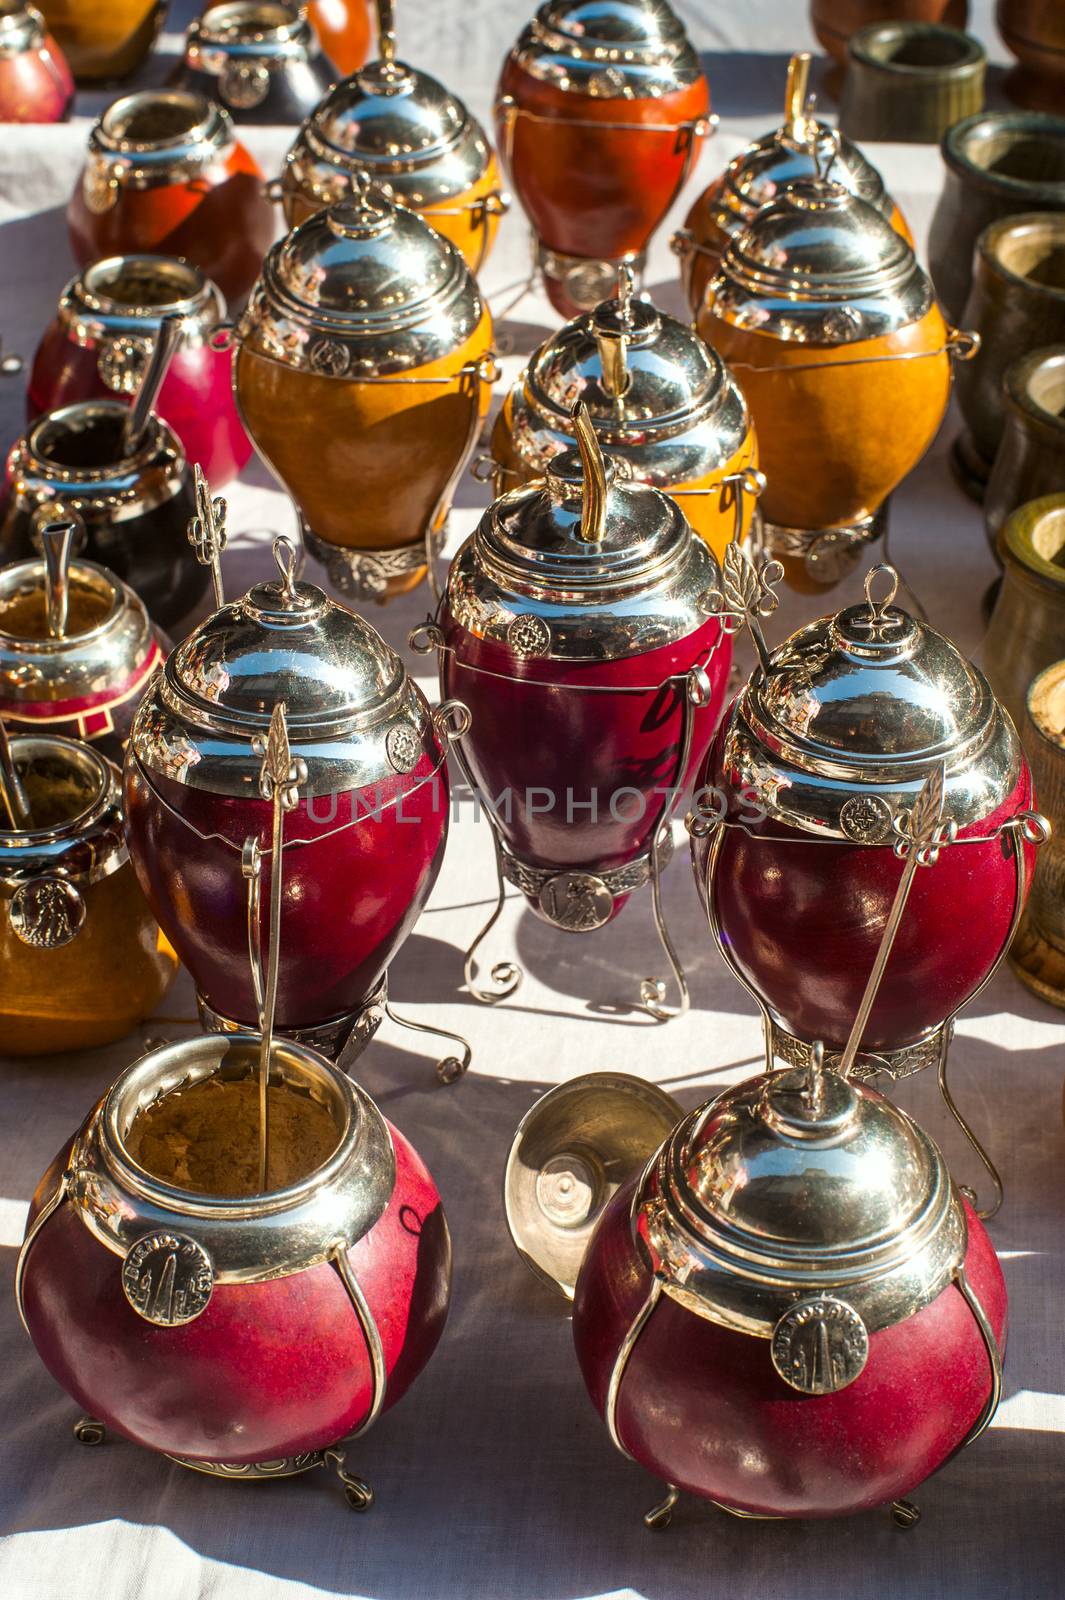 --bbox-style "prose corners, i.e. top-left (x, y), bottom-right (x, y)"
top-left (909, 762), bottom-right (946, 847)
top-left (188, 463), bottom-right (227, 567)
top-left (256, 703), bottom-right (292, 804)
